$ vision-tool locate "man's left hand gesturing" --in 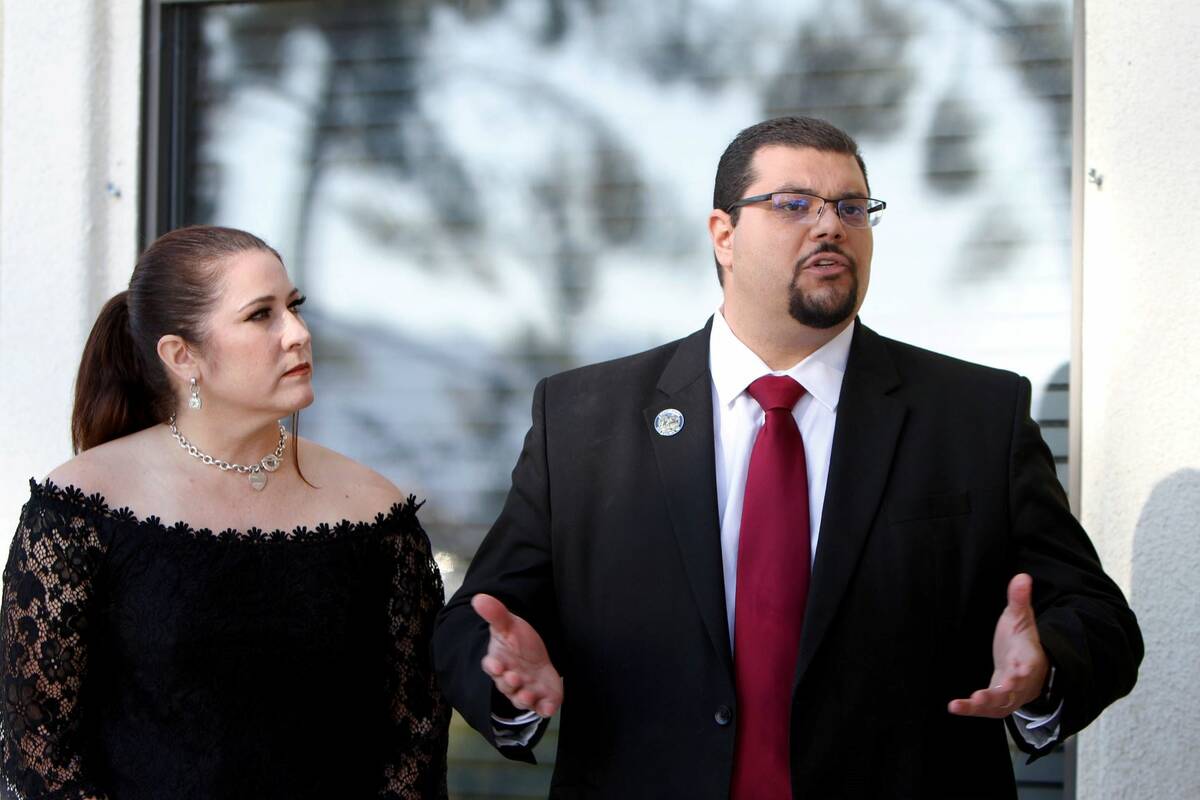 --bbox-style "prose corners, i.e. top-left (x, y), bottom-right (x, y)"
top-left (948, 573), bottom-right (1050, 718)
